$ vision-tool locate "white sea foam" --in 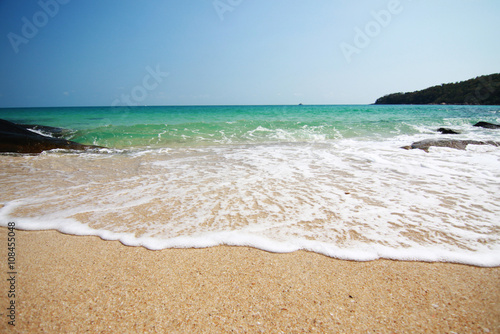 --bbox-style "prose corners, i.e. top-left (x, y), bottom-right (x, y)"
top-left (26, 128), bottom-right (53, 137)
top-left (1, 136), bottom-right (499, 267)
